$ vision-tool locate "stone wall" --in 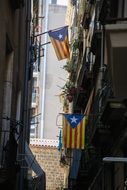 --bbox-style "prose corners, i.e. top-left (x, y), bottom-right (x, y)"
top-left (30, 146), bottom-right (65, 190)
